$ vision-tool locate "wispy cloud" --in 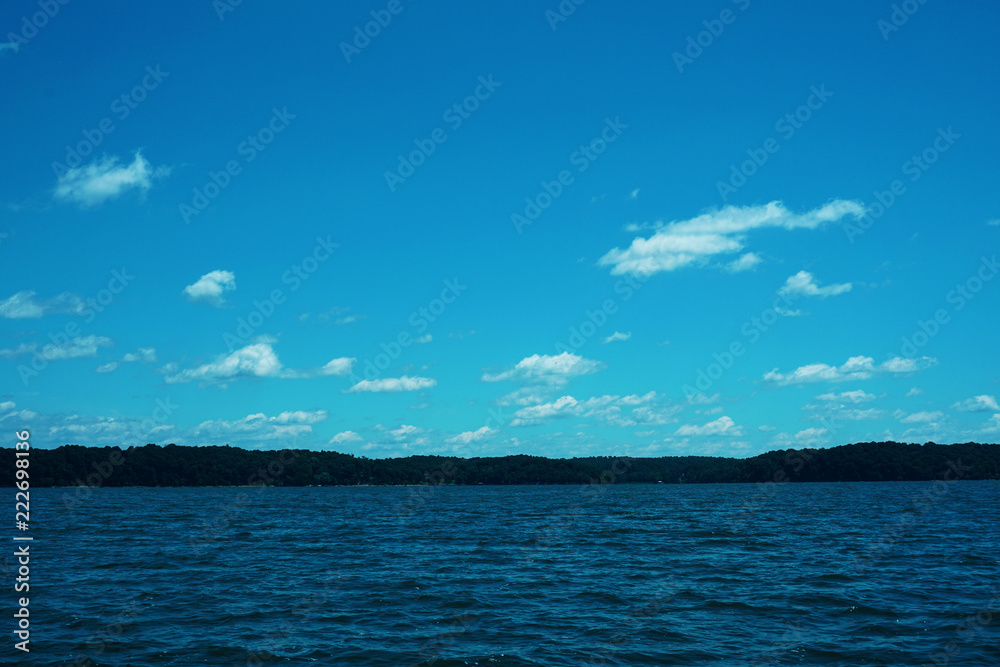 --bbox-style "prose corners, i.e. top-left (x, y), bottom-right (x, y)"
top-left (94, 348), bottom-right (158, 374)
top-left (447, 426), bottom-right (497, 444)
top-left (725, 252), bottom-right (763, 273)
top-left (675, 415), bottom-right (742, 436)
top-left (0, 290), bottom-right (86, 319)
top-left (330, 430), bottom-right (363, 444)
top-left (122, 347), bottom-right (157, 363)
top-left (346, 376), bottom-right (437, 393)
top-left (602, 331), bottom-right (631, 344)
top-left (482, 352), bottom-right (603, 385)
top-left (193, 410), bottom-right (328, 442)
top-left (0, 335), bottom-right (112, 360)
top-left (952, 395), bottom-right (999, 413)
top-left (779, 271), bottom-right (852, 298)
top-left (897, 410), bottom-right (944, 424)
top-left (816, 390), bottom-right (876, 403)
top-left (764, 355), bottom-right (937, 385)
top-left (183, 270), bottom-right (236, 307)
top-left (163, 341), bottom-right (353, 385)
top-left (599, 200), bottom-right (865, 276)
top-left (508, 391), bottom-right (669, 427)
top-left (54, 150), bottom-right (170, 207)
